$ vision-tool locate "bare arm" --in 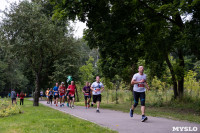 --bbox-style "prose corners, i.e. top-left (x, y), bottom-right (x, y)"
top-left (131, 79), bottom-right (145, 85)
top-left (101, 87), bottom-right (104, 92)
top-left (144, 82), bottom-right (150, 90)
